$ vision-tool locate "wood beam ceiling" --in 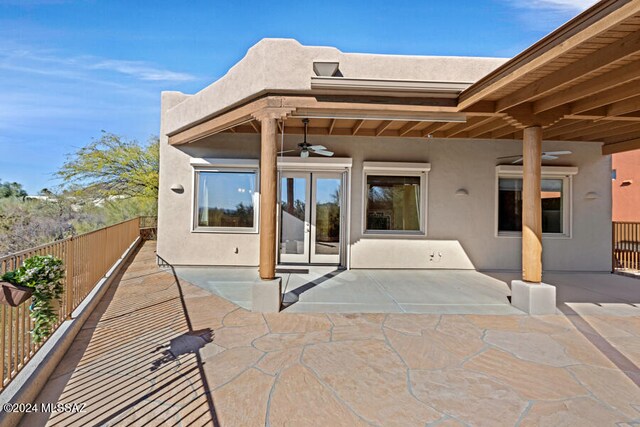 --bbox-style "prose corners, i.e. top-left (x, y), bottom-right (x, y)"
top-left (496, 30), bottom-right (640, 112)
top-left (533, 60), bottom-right (640, 114)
